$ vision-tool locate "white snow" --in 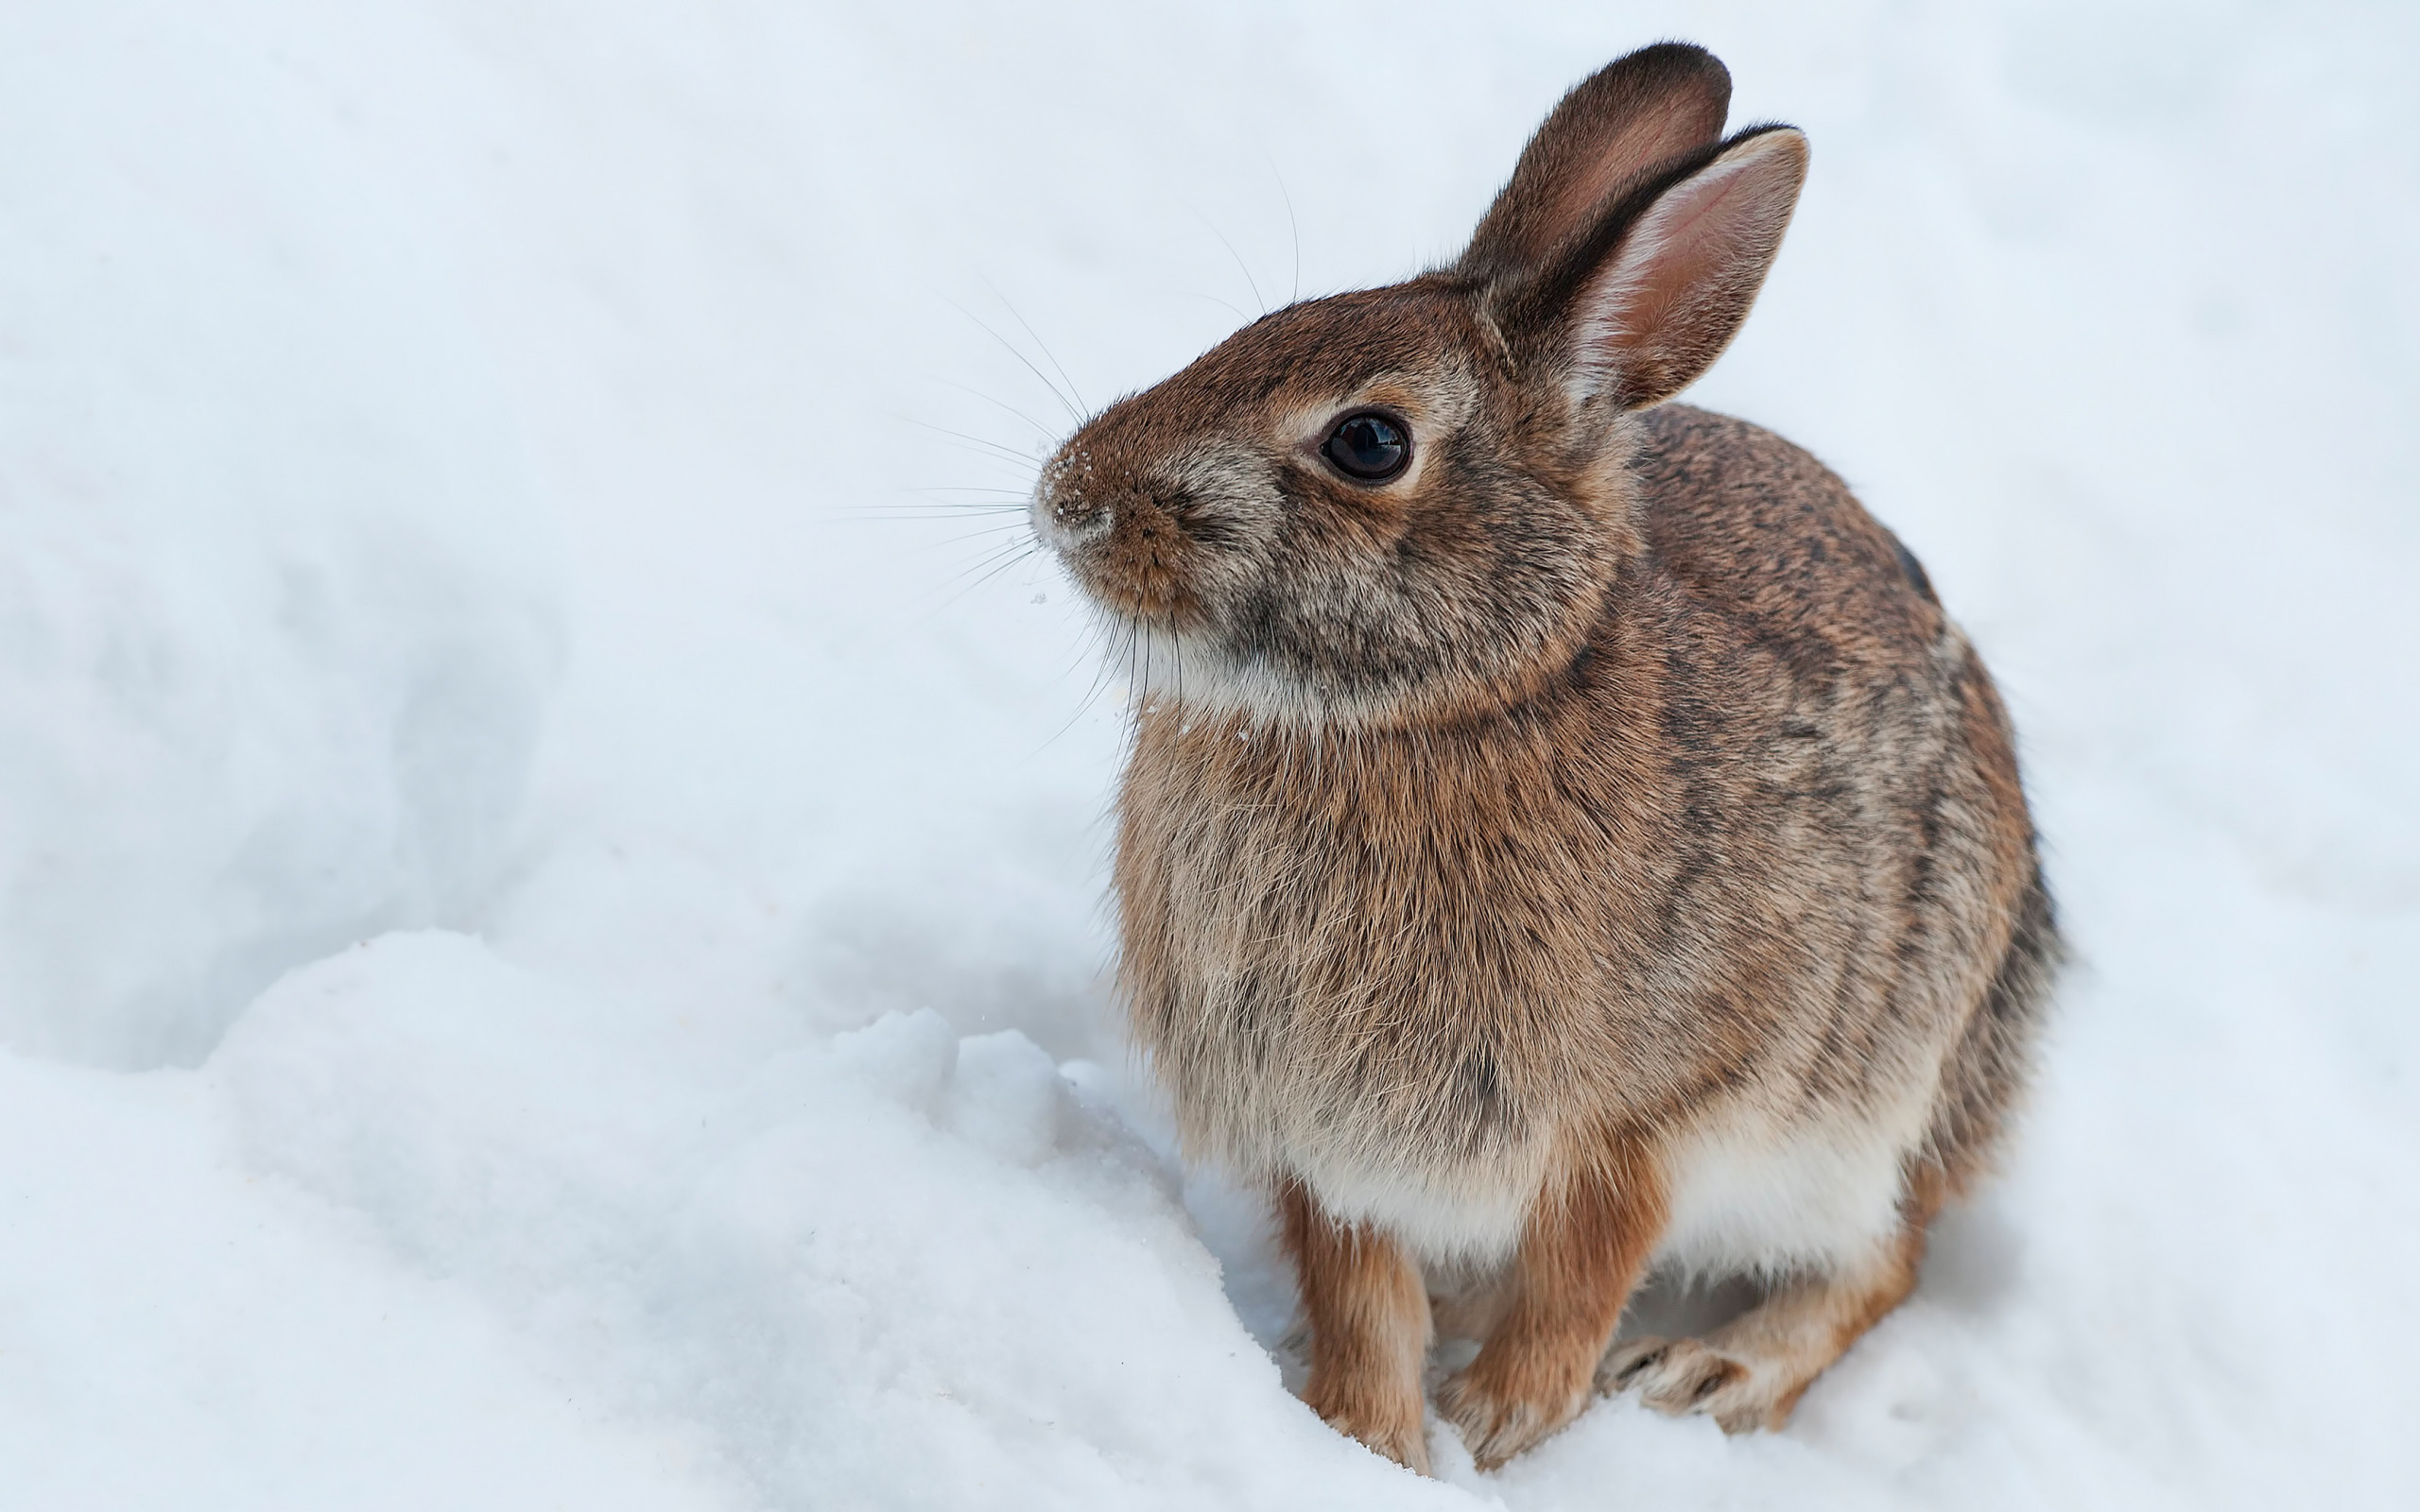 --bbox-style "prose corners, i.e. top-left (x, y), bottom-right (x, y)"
top-left (2, 2), bottom-right (2414, 1507)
